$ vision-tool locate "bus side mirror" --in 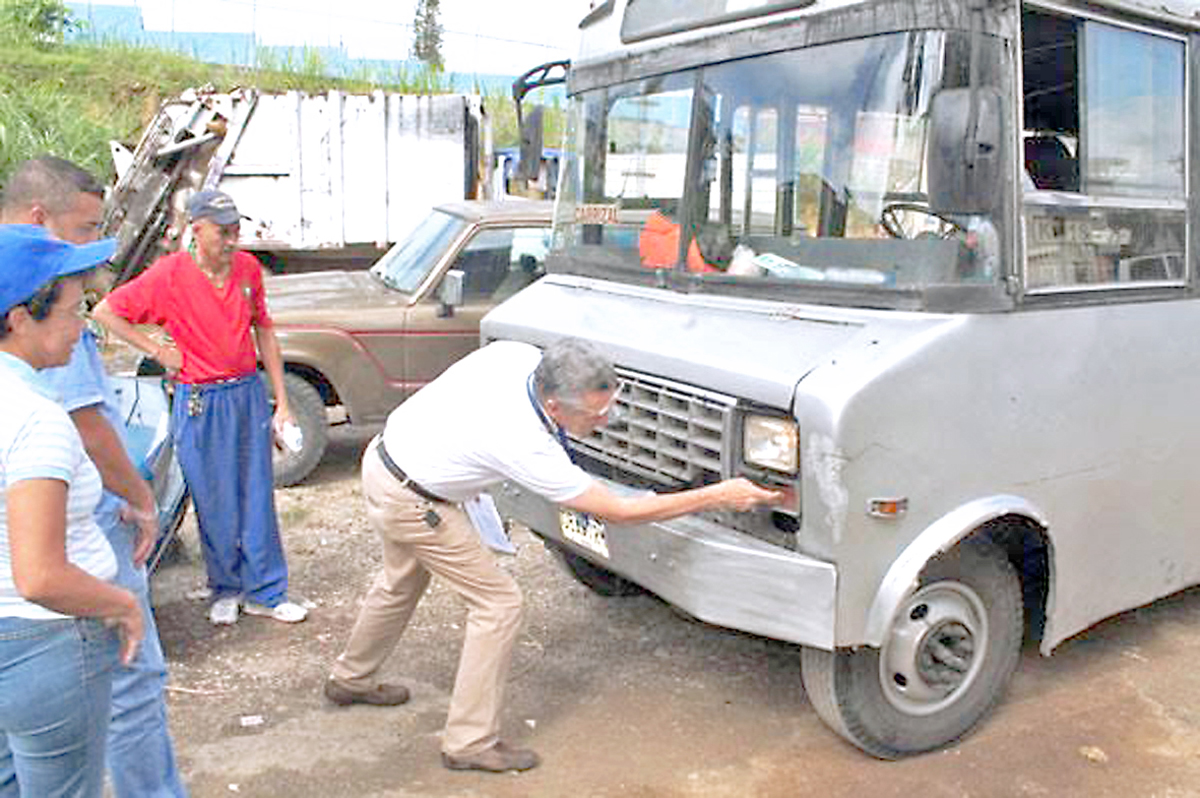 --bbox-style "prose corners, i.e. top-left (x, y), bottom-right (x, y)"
top-left (927, 87), bottom-right (1003, 215)
top-left (438, 269), bottom-right (464, 317)
top-left (517, 106), bottom-right (545, 181)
